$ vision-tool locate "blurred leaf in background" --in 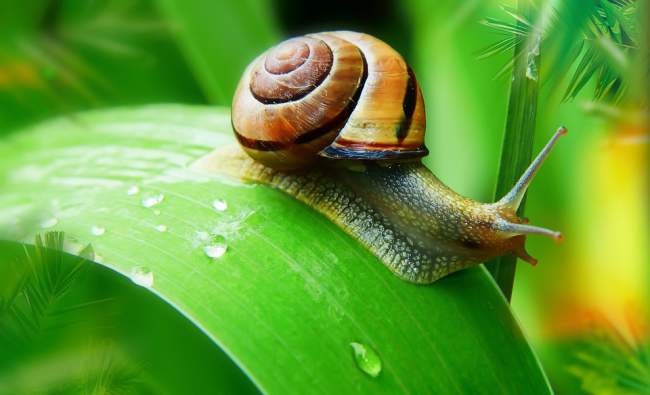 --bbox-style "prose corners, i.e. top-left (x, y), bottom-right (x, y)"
top-left (275, 0), bottom-right (413, 58)
top-left (0, 0), bottom-right (204, 134)
top-left (155, 0), bottom-right (280, 104)
top-left (568, 320), bottom-right (649, 395)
